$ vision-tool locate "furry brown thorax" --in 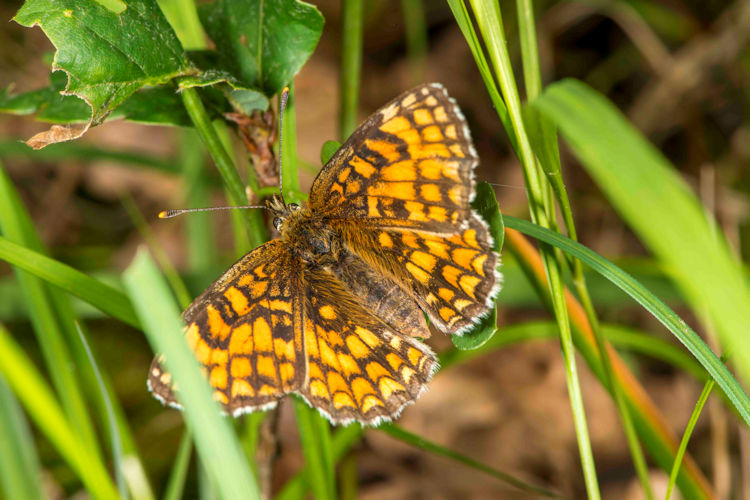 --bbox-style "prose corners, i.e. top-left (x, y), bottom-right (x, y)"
top-left (267, 193), bottom-right (340, 265)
